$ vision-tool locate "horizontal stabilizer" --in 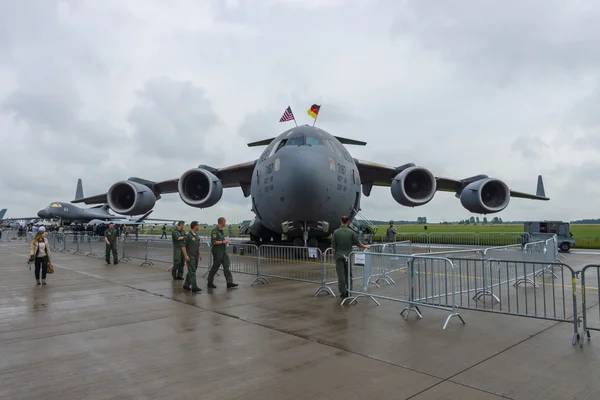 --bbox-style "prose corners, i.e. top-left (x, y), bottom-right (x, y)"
top-left (72, 193), bottom-right (108, 205)
top-left (334, 136), bottom-right (367, 146)
top-left (510, 175), bottom-right (549, 200)
top-left (247, 138), bottom-right (276, 147)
